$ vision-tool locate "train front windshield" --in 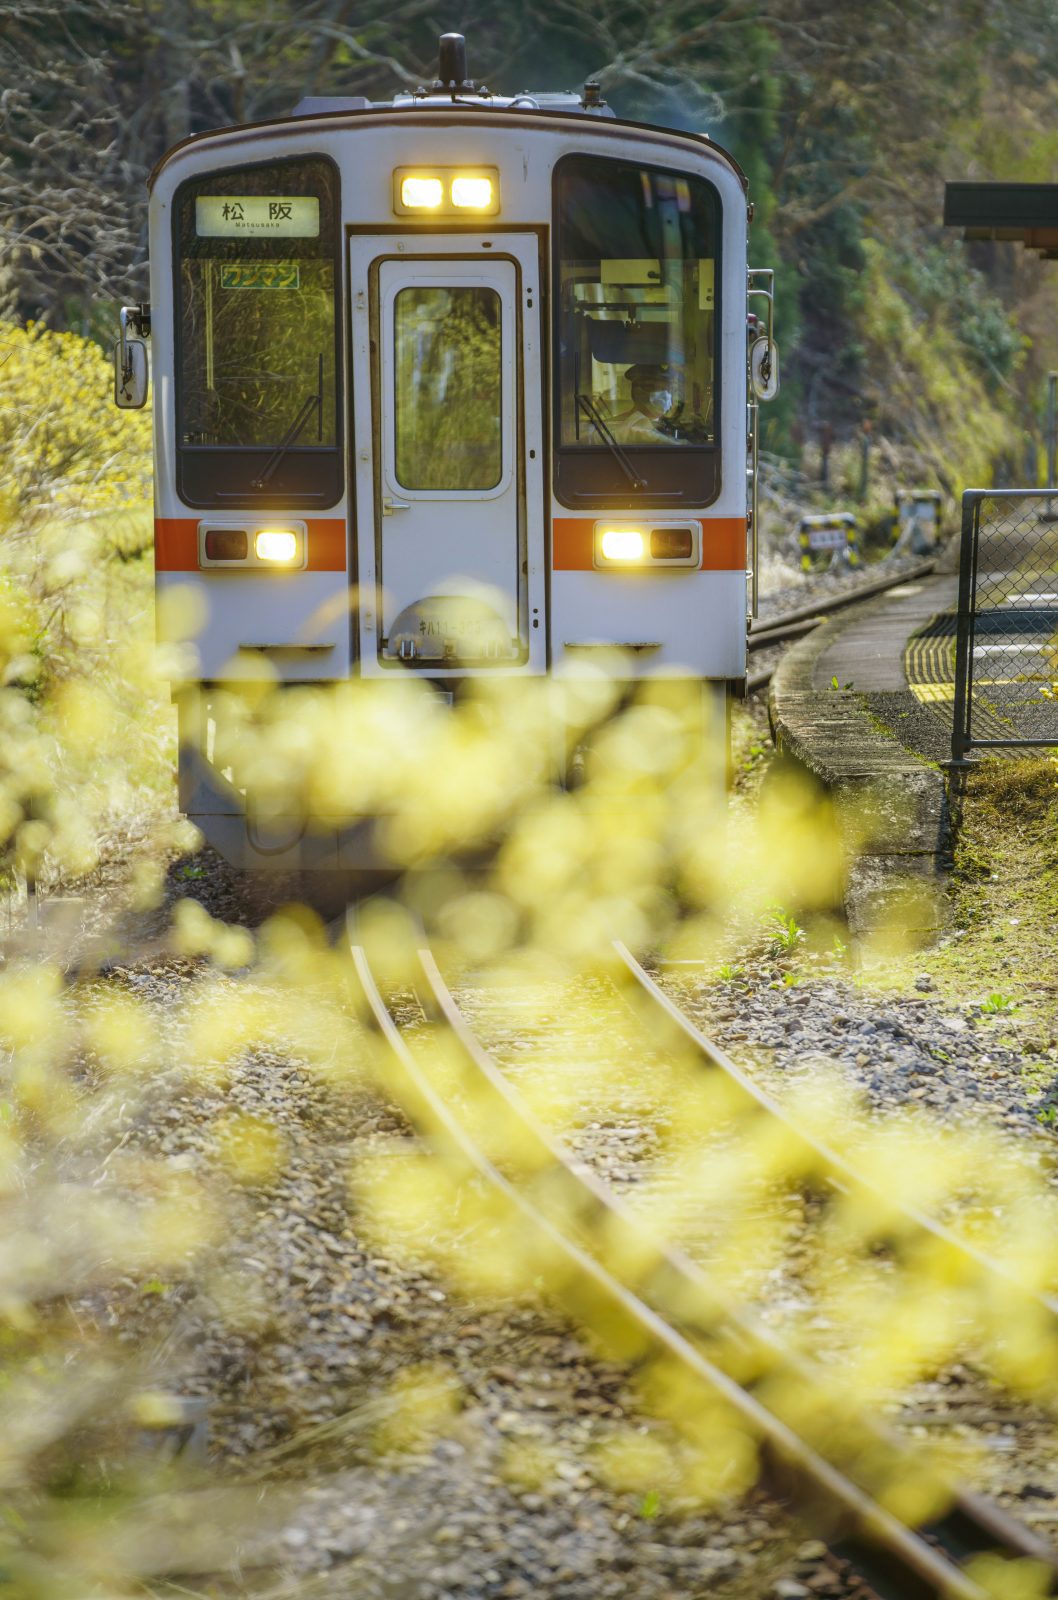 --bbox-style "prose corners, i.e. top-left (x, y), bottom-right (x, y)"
top-left (554, 154), bottom-right (720, 505)
top-left (174, 155), bottom-right (341, 506)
